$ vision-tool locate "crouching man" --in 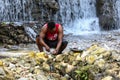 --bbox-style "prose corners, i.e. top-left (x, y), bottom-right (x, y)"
top-left (36, 21), bottom-right (68, 55)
